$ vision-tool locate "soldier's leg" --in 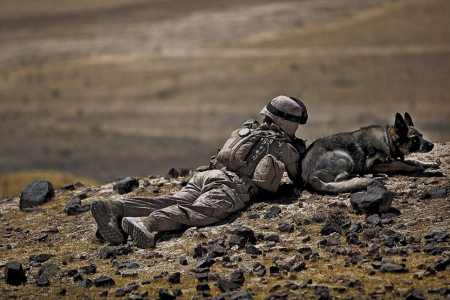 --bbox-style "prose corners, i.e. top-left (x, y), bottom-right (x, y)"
top-left (91, 178), bottom-right (201, 245)
top-left (151, 169), bottom-right (248, 230)
top-left (122, 170), bottom-right (249, 248)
